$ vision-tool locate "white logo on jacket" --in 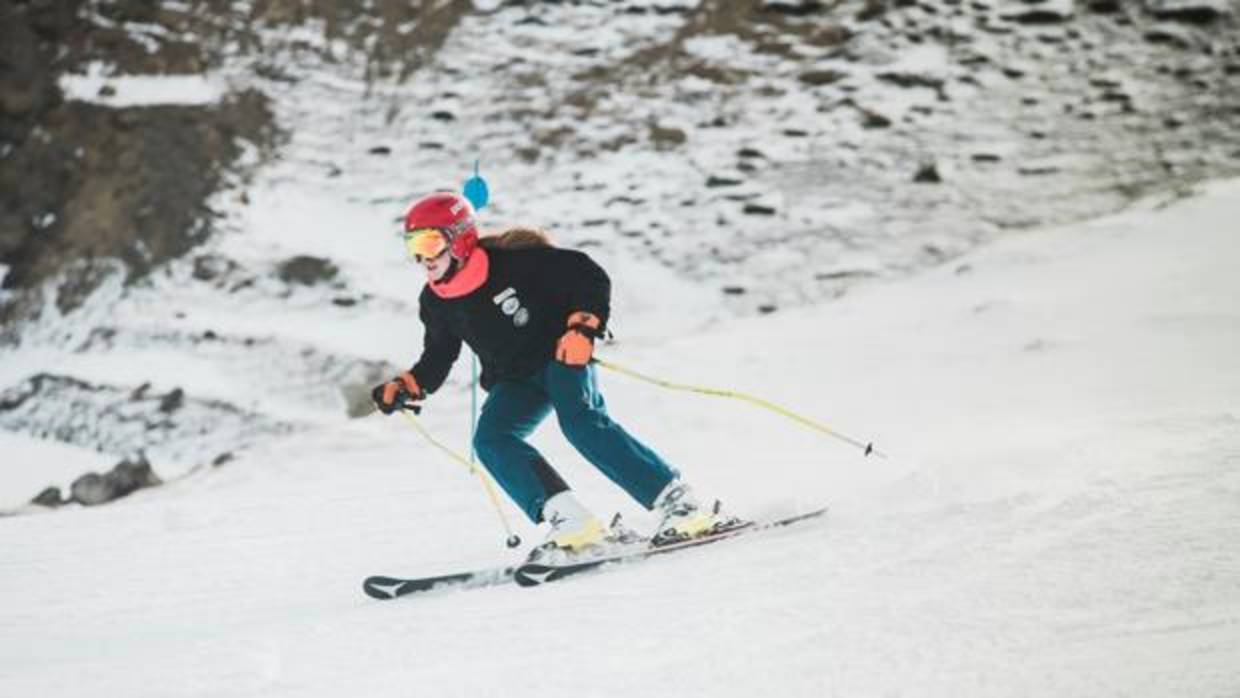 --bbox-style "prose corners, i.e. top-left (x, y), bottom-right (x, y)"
top-left (493, 287), bottom-right (529, 328)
